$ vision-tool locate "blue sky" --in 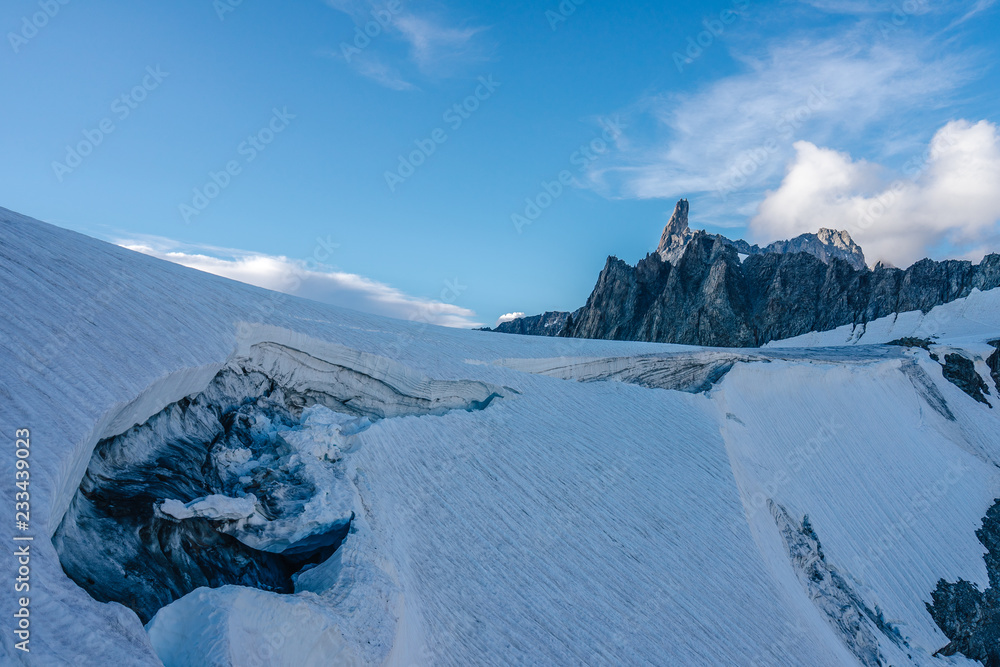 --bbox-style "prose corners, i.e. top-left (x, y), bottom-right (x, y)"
top-left (2, 0), bottom-right (999, 327)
